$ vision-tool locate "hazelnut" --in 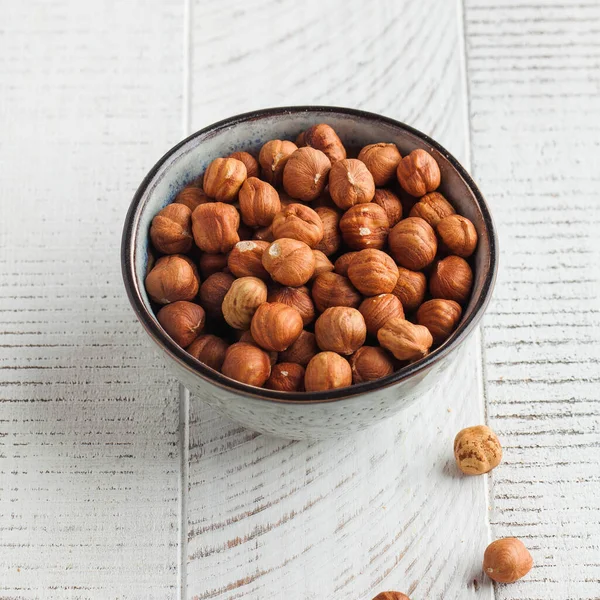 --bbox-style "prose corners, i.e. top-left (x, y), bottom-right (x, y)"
top-left (333, 252), bottom-right (359, 277)
top-left (283, 147), bottom-right (331, 201)
top-left (258, 139), bottom-right (298, 187)
top-left (409, 192), bottom-right (455, 227)
top-left (392, 267), bottom-right (427, 312)
top-left (145, 255), bottom-right (200, 305)
top-left (265, 362), bottom-right (305, 392)
top-left (228, 151), bottom-right (259, 178)
top-left (250, 302), bottom-right (303, 352)
top-left (221, 276), bottom-right (268, 330)
top-left (359, 294), bottom-right (404, 336)
top-left (305, 351), bottom-right (352, 391)
top-left (203, 157), bottom-right (247, 202)
top-left (454, 425), bottom-right (502, 475)
top-left (312, 250), bottom-right (334, 279)
top-left (187, 334), bottom-right (229, 371)
top-left (198, 253), bottom-right (229, 279)
top-left (262, 238), bottom-right (315, 286)
top-left (372, 189), bottom-right (403, 227)
top-left (303, 123), bottom-right (346, 164)
top-left (268, 286), bottom-right (315, 326)
top-left (396, 148), bottom-right (441, 197)
top-left (295, 130), bottom-right (306, 147)
top-left (429, 256), bottom-right (473, 305)
top-left (238, 177), bottom-right (281, 227)
top-left (227, 240), bottom-right (270, 280)
top-left (483, 538), bottom-right (532, 584)
top-left (312, 188), bottom-right (337, 210)
top-left (388, 217), bottom-right (437, 270)
top-left (277, 191), bottom-right (296, 207)
top-left (329, 159), bottom-right (375, 209)
top-left (272, 203), bottom-right (324, 248)
top-left (253, 224), bottom-right (275, 242)
top-left (192, 202), bottom-right (240, 254)
top-left (416, 299), bottom-right (462, 345)
top-left (150, 203), bottom-right (193, 255)
top-left (174, 186), bottom-right (209, 211)
top-left (357, 142), bottom-right (402, 186)
top-left (350, 346), bottom-right (395, 384)
top-left (237, 330), bottom-right (277, 365)
top-left (313, 206), bottom-right (341, 256)
top-left (221, 342), bottom-right (271, 386)
top-left (199, 272), bottom-right (234, 319)
top-left (339, 203), bottom-right (390, 250)
top-left (377, 317), bottom-right (433, 361)
top-left (347, 249), bottom-right (399, 296)
top-left (157, 301), bottom-right (205, 348)
top-left (315, 307), bottom-right (366, 355)
top-left (311, 272), bottom-right (362, 312)
top-left (371, 593), bottom-right (410, 600)
top-left (436, 214), bottom-right (478, 258)
top-left (279, 330), bottom-right (318, 366)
